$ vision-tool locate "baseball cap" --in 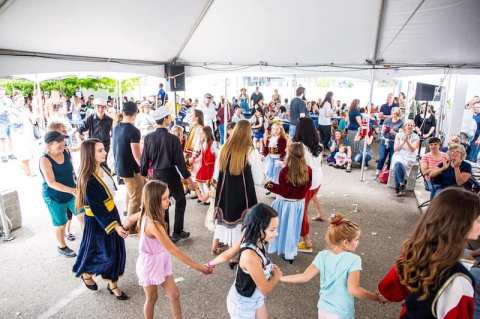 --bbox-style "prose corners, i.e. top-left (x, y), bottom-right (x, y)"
top-left (122, 101), bottom-right (138, 113)
top-left (44, 131), bottom-right (68, 144)
top-left (93, 98), bottom-right (107, 106)
top-left (151, 107), bottom-right (170, 121)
